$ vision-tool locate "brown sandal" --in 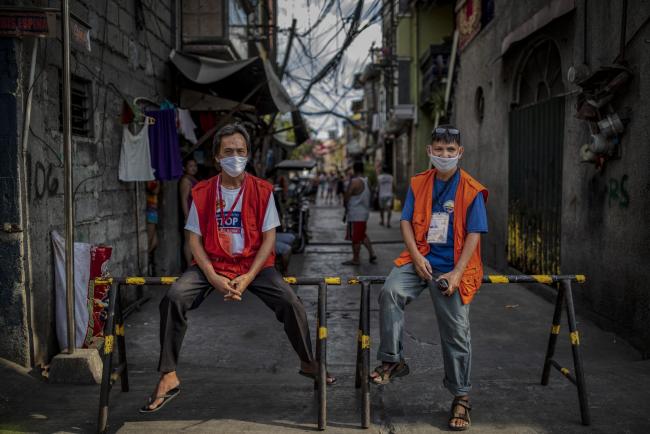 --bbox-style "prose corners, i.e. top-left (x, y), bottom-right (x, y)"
top-left (448, 397), bottom-right (471, 431)
top-left (370, 360), bottom-right (410, 385)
